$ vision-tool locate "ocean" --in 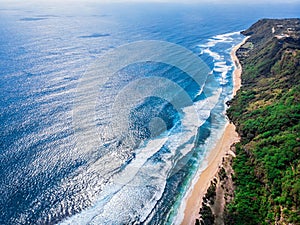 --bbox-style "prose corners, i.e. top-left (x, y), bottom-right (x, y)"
top-left (0, 1), bottom-right (299, 224)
